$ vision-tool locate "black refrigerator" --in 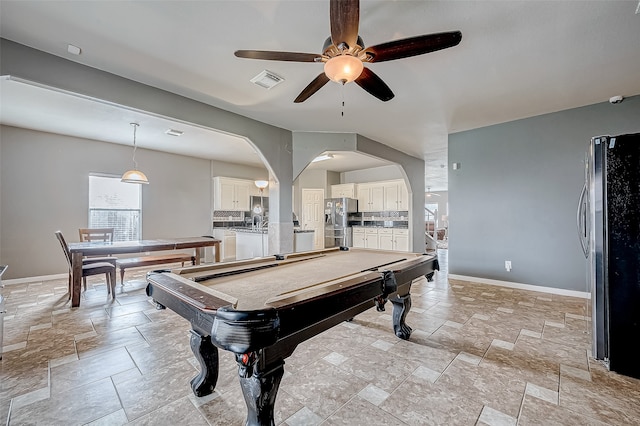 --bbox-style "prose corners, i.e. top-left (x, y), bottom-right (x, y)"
top-left (577, 133), bottom-right (640, 379)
